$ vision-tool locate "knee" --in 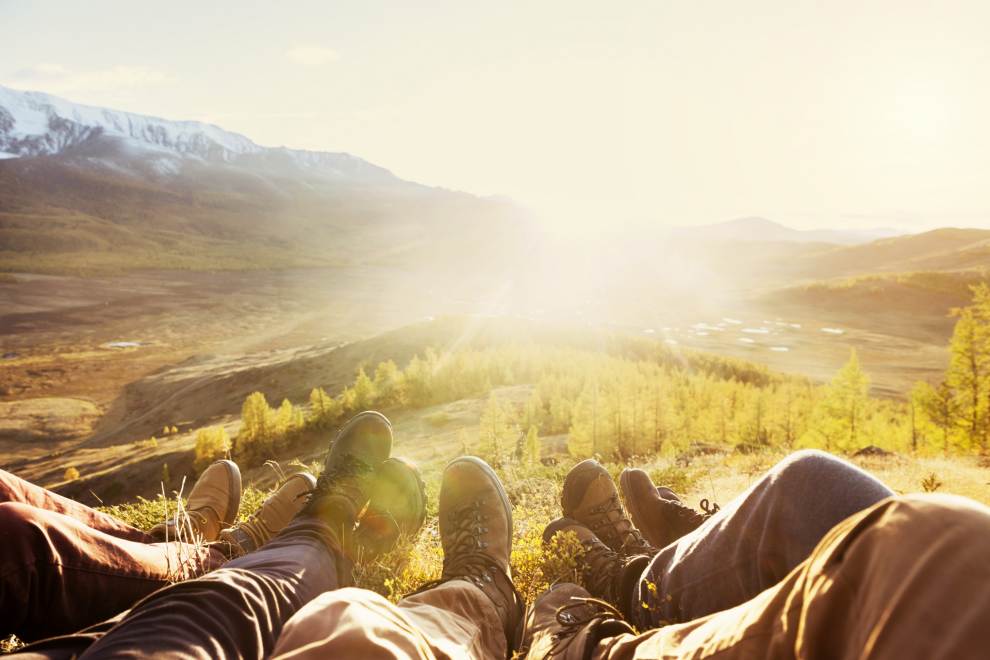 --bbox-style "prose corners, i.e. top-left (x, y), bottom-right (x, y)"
top-left (774, 449), bottom-right (848, 483)
top-left (274, 588), bottom-right (423, 658)
top-left (771, 450), bottom-right (879, 495)
top-left (763, 450), bottom-right (892, 521)
top-left (0, 502), bottom-right (50, 560)
top-left (874, 494), bottom-right (990, 556)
